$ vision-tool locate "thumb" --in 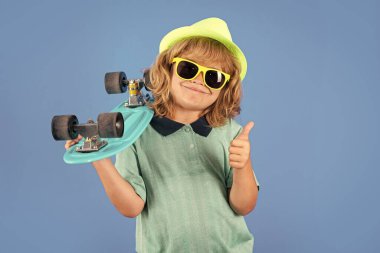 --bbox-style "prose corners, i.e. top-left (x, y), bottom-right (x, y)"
top-left (237, 121), bottom-right (254, 140)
